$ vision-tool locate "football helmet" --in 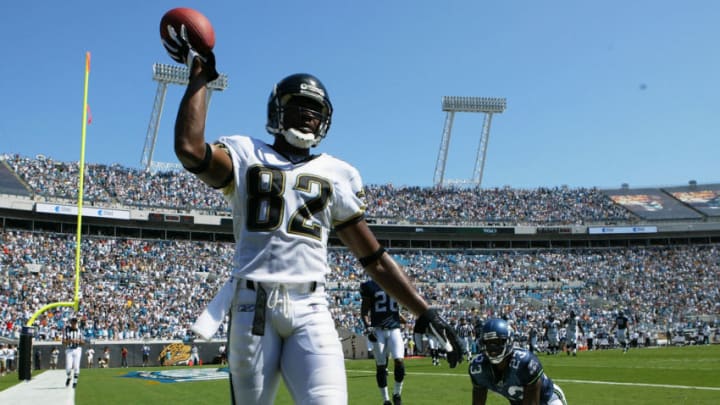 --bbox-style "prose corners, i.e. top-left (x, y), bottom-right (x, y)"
top-left (479, 318), bottom-right (514, 364)
top-left (266, 73), bottom-right (333, 149)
